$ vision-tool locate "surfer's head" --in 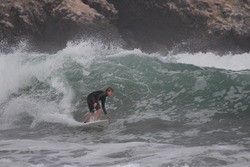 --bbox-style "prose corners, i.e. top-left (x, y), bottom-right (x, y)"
top-left (106, 87), bottom-right (113, 96)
